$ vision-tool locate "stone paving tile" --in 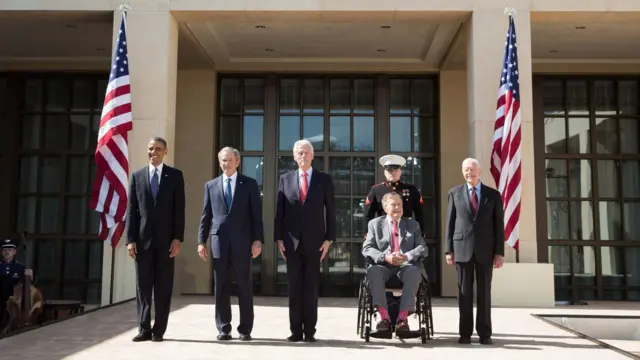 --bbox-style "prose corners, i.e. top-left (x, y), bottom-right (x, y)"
top-left (0, 296), bottom-right (636, 360)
